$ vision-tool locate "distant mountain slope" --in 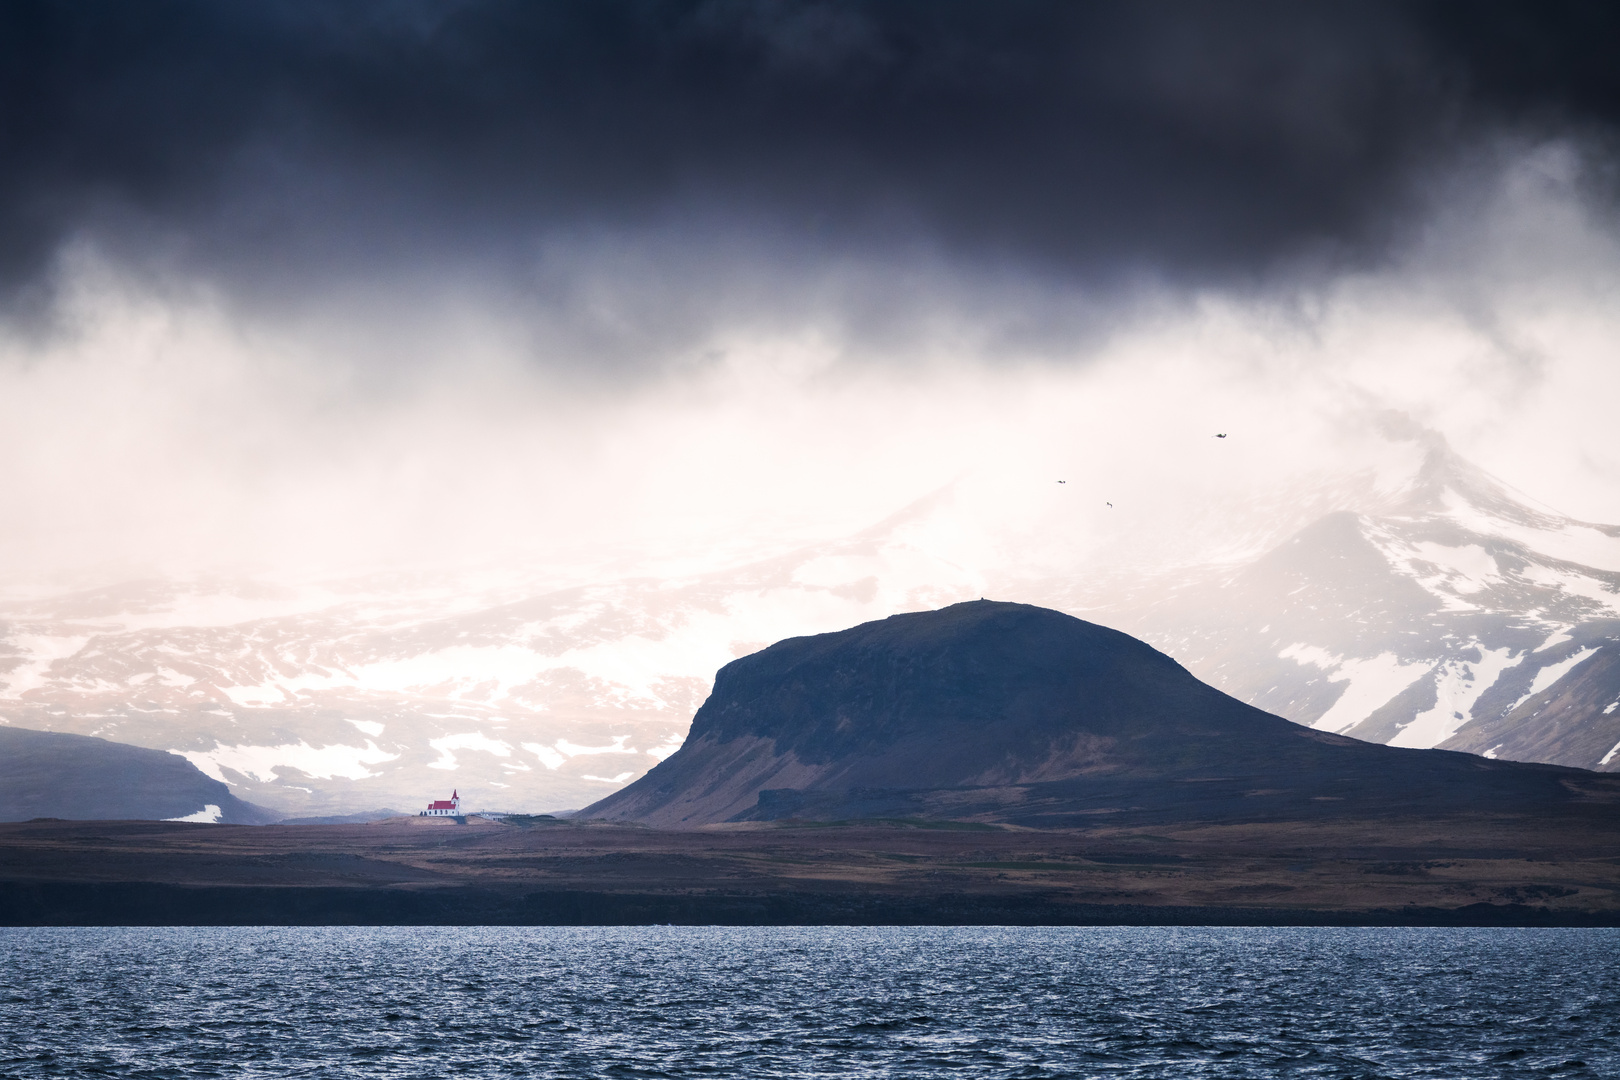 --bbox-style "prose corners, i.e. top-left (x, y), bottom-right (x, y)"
top-left (583, 601), bottom-right (1619, 827)
top-left (2, 428), bottom-right (1614, 818)
top-left (1107, 437), bottom-right (1620, 772)
top-left (0, 726), bottom-right (276, 823)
